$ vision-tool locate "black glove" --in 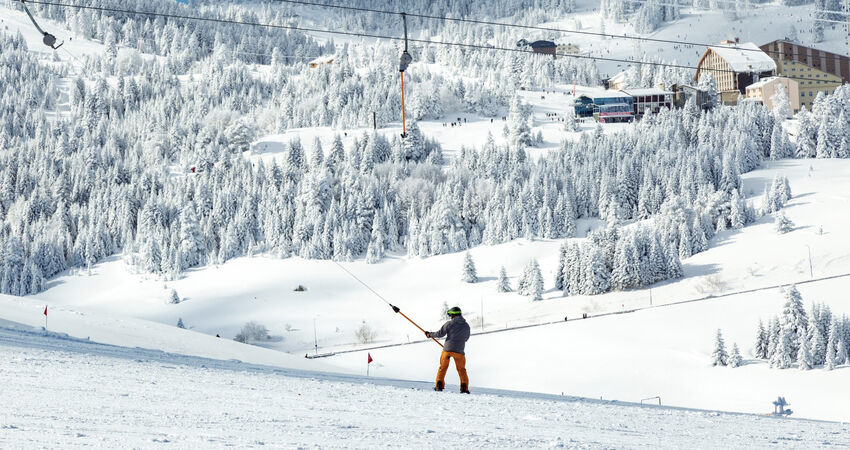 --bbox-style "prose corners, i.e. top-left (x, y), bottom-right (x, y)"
top-left (424, 331), bottom-right (431, 338)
